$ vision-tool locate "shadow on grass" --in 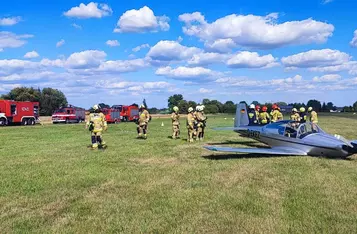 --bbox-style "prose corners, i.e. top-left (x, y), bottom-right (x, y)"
top-left (206, 140), bottom-right (270, 149)
top-left (202, 153), bottom-right (291, 160)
